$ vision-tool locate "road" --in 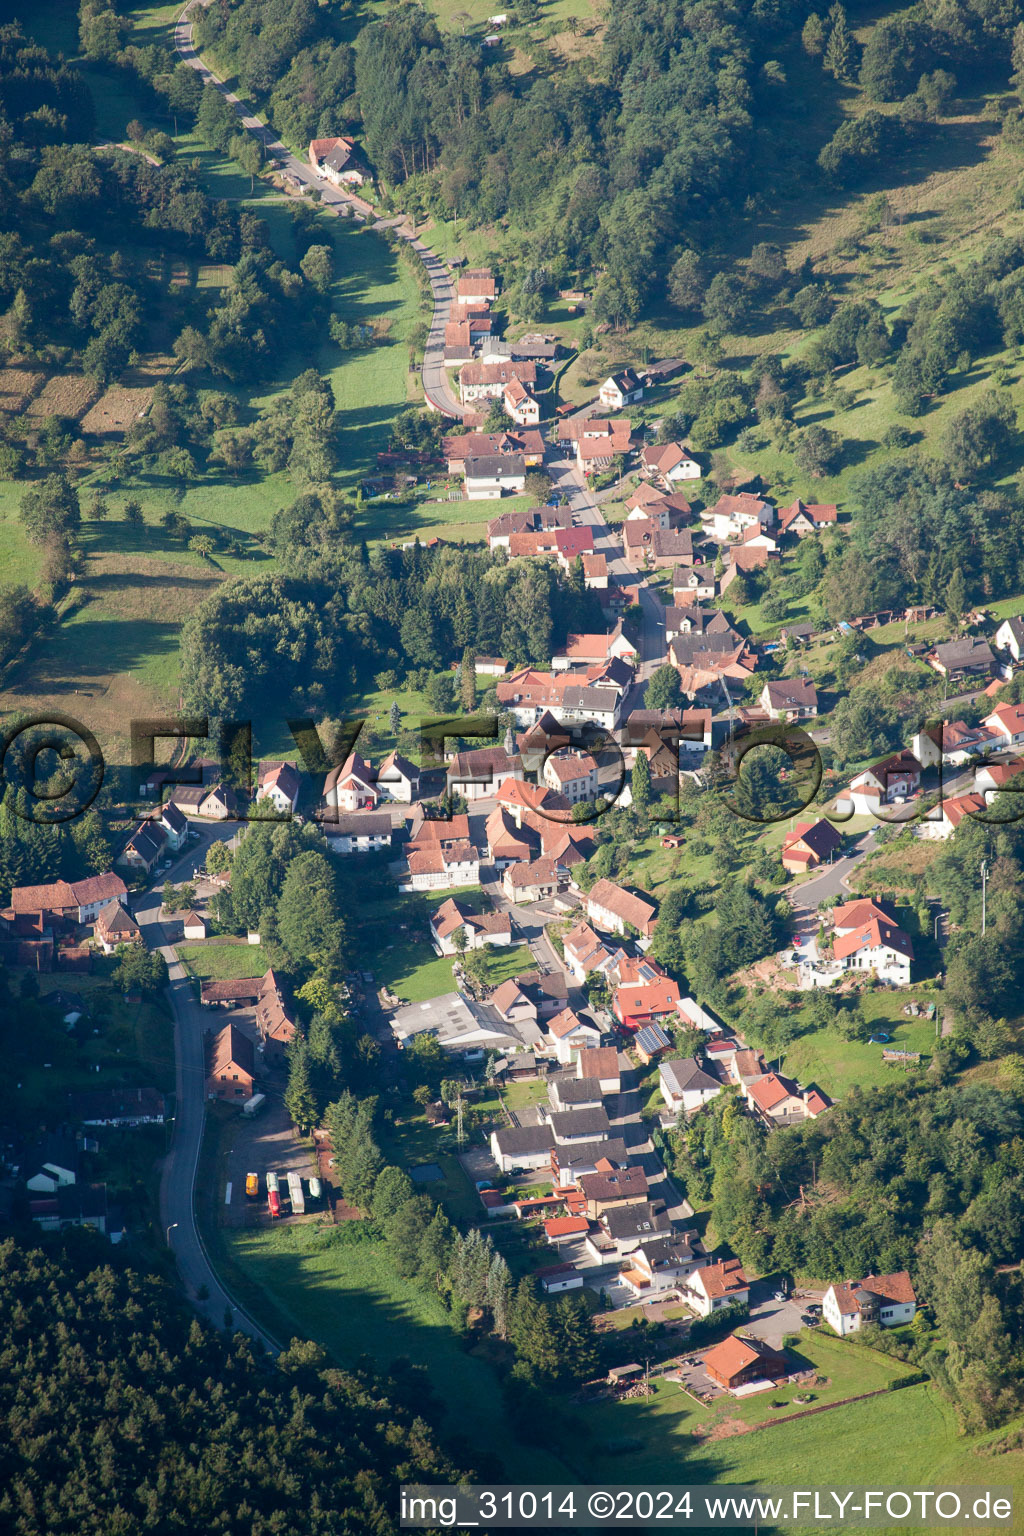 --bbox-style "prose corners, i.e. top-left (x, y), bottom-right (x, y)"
top-left (174, 0), bottom-right (464, 418)
top-left (135, 822), bottom-right (279, 1352)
